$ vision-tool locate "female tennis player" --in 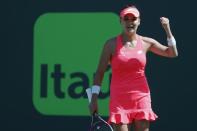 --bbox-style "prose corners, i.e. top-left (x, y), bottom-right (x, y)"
top-left (89, 5), bottom-right (178, 131)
